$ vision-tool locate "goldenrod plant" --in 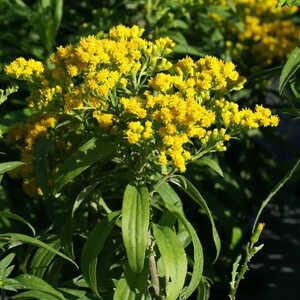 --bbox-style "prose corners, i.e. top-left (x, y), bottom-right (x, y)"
top-left (0, 25), bottom-right (283, 299)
